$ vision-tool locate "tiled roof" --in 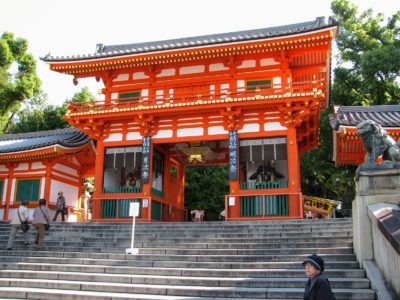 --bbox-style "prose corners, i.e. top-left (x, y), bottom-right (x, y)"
top-left (0, 127), bottom-right (90, 154)
top-left (330, 105), bottom-right (400, 131)
top-left (42, 17), bottom-right (336, 62)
